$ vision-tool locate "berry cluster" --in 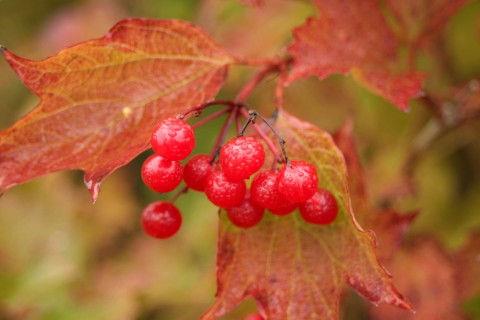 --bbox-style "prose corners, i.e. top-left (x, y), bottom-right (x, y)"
top-left (140, 112), bottom-right (339, 239)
